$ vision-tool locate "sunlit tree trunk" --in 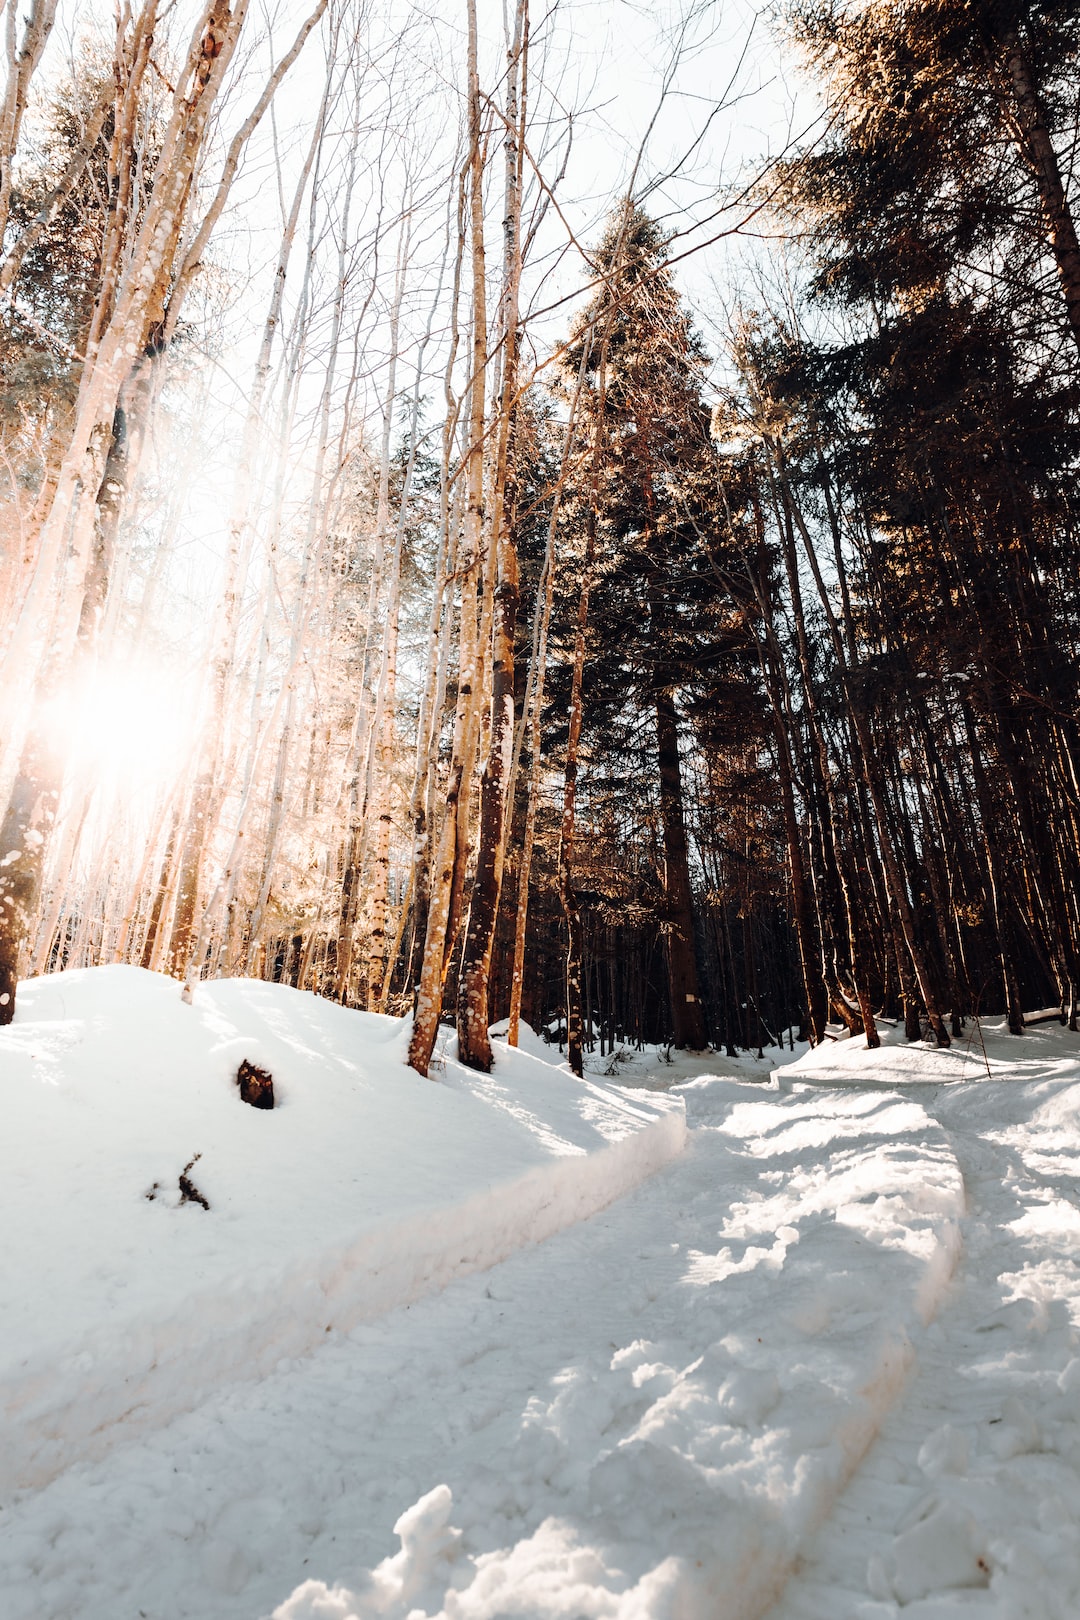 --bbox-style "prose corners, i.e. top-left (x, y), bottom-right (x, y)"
top-left (408, 0), bottom-right (488, 1077)
top-left (360, 235), bottom-right (412, 1007)
top-left (559, 485), bottom-right (597, 1078)
top-left (0, 1), bottom-right (253, 1024)
top-left (505, 350), bottom-right (591, 1047)
top-left (0, 0), bottom-right (58, 246)
top-left (404, 176), bottom-right (468, 998)
top-left (506, 507), bottom-right (556, 1048)
top-left (457, 0), bottom-right (527, 1070)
